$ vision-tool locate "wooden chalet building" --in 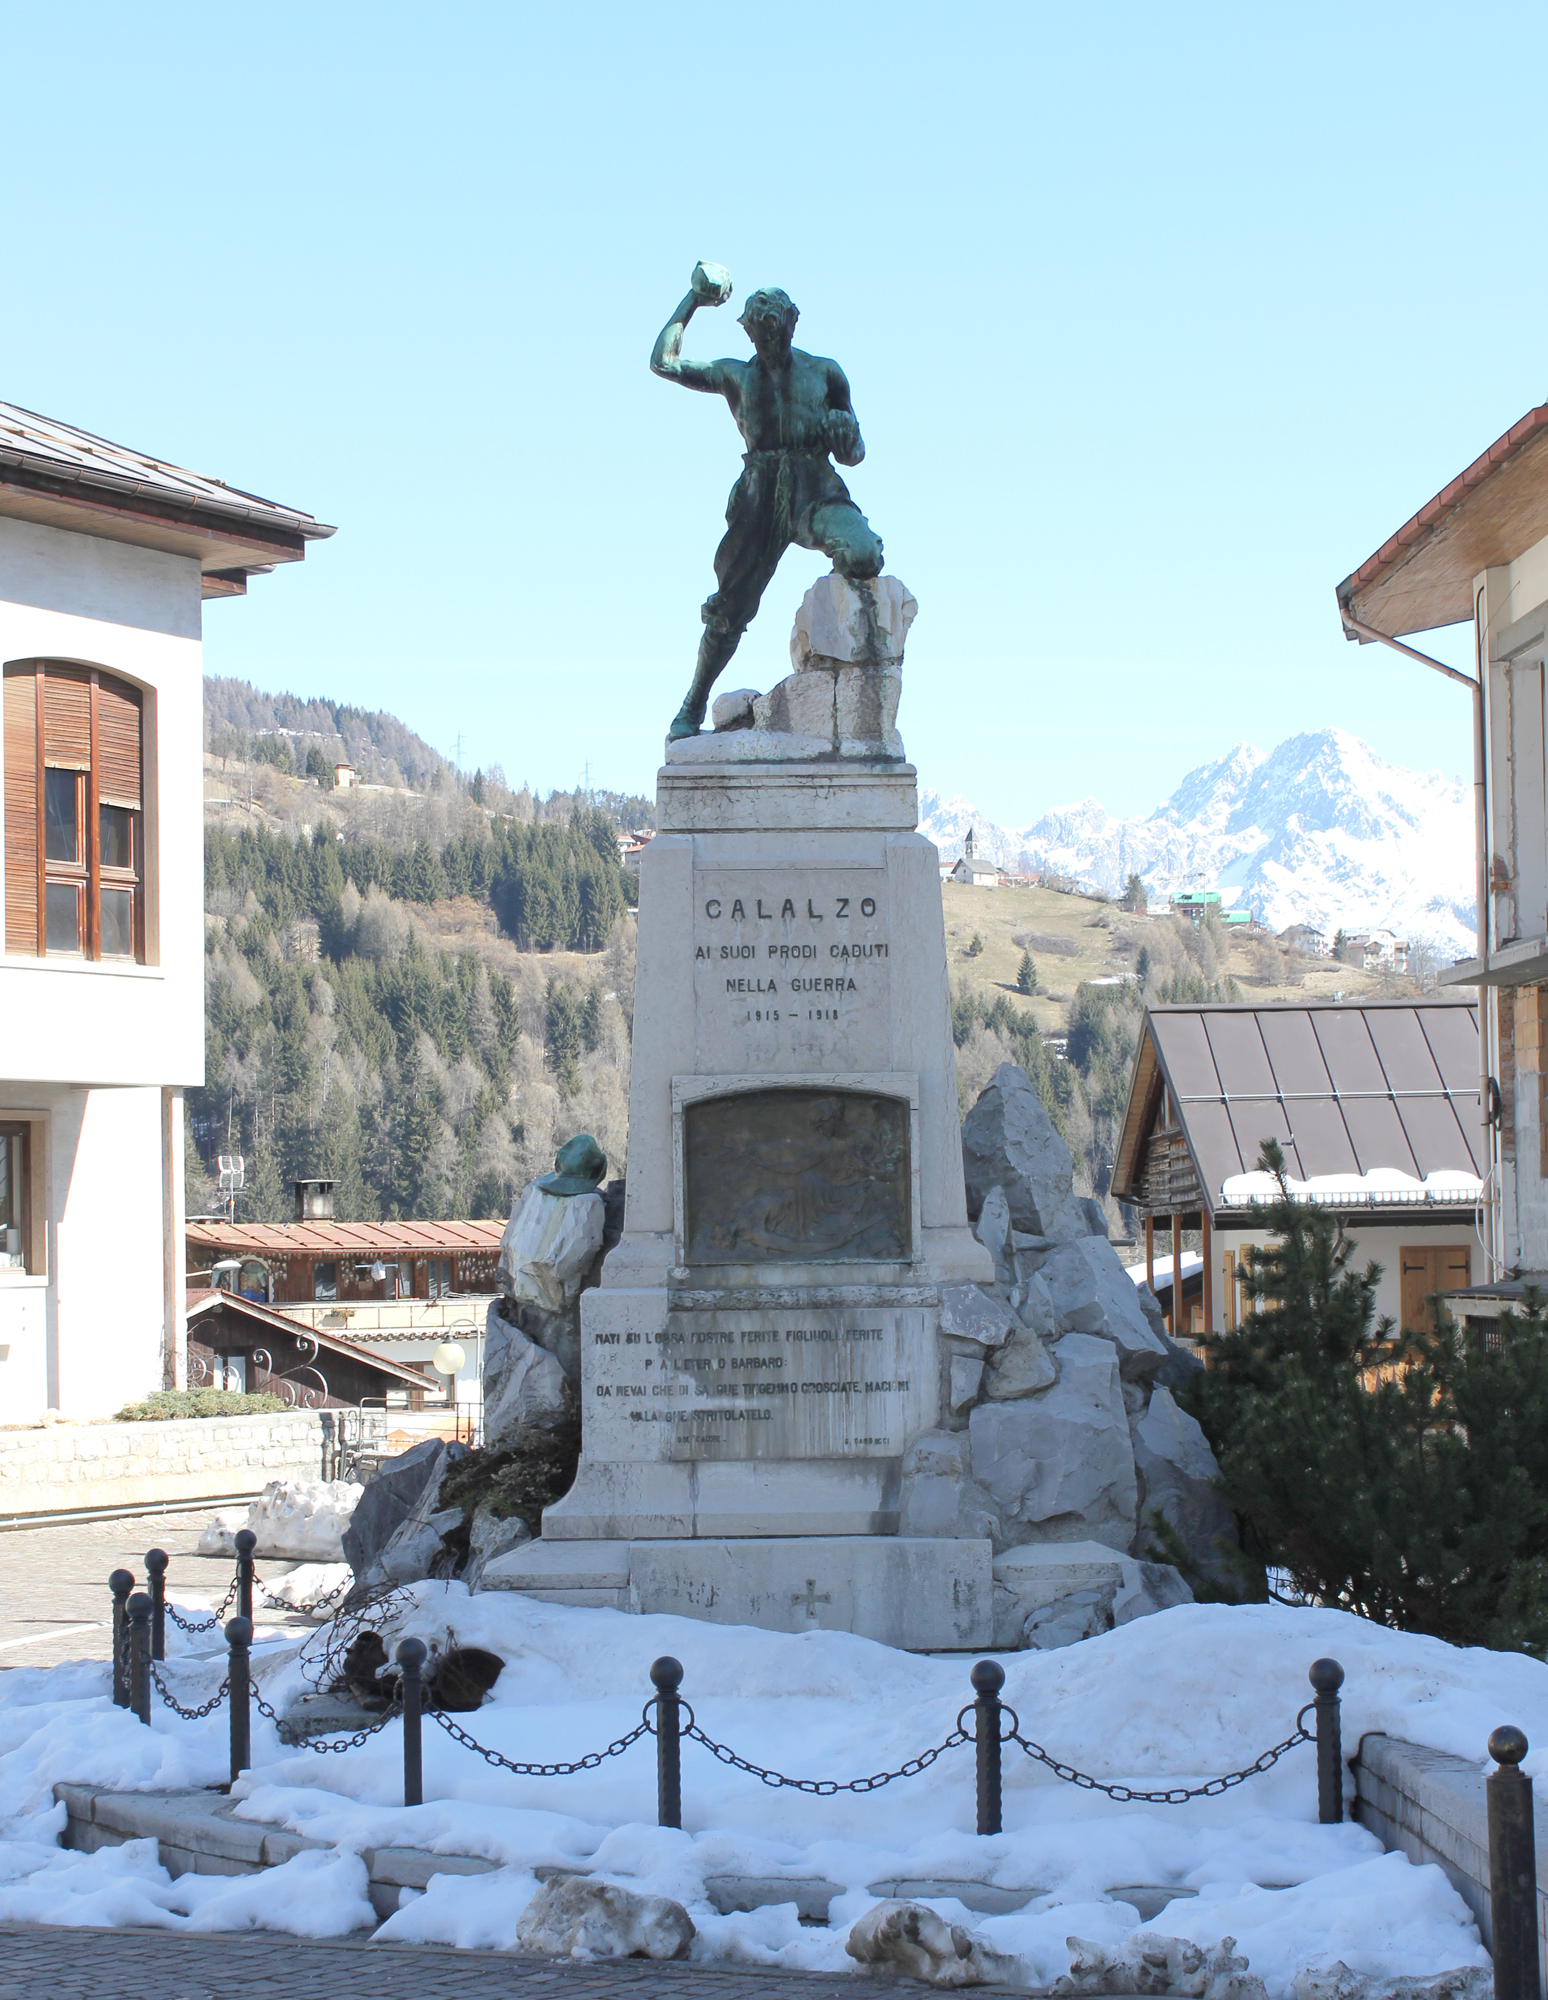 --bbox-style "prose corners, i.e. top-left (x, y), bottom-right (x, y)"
top-left (1111, 1000), bottom-right (1484, 1341)
top-left (186, 1288), bottom-right (433, 1409)
top-left (187, 1181), bottom-right (503, 1308)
